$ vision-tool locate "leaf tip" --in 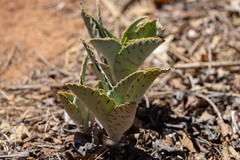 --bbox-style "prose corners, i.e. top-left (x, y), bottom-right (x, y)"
top-left (66, 83), bottom-right (77, 88)
top-left (58, 91), bottom-right (64, 96)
